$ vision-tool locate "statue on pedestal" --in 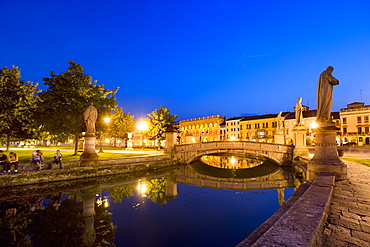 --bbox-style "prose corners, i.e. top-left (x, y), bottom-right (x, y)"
top-left (308, 66), bottom-right (346, 181)
top-left (81, 103), bottom-right (99, 162)
top-left (295, 97), bottom-right (303, 126)
top-left (316, 66), bottom-right (339, 123)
